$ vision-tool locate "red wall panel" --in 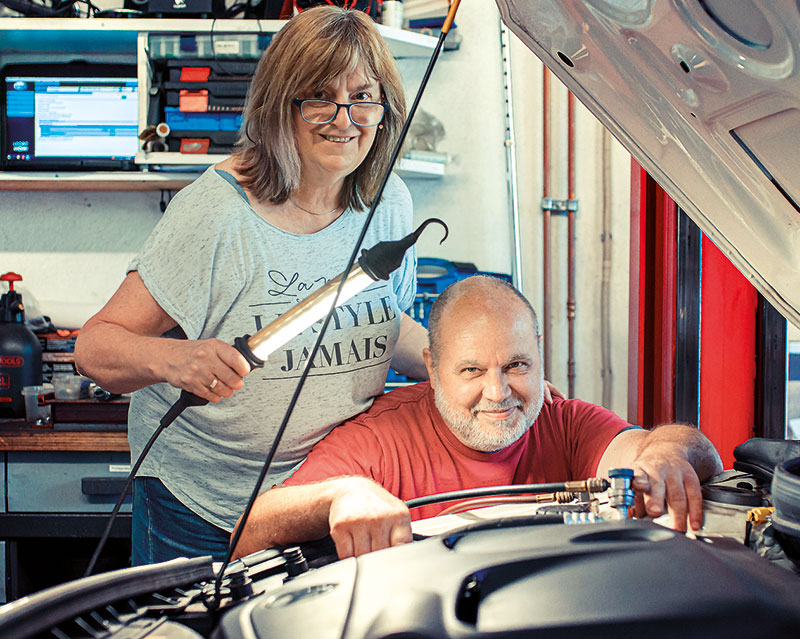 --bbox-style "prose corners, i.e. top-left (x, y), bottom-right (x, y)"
top-left (699, 236), bottom-right (757, 468)
top-left (628, 164), bottom-right (676, 428)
